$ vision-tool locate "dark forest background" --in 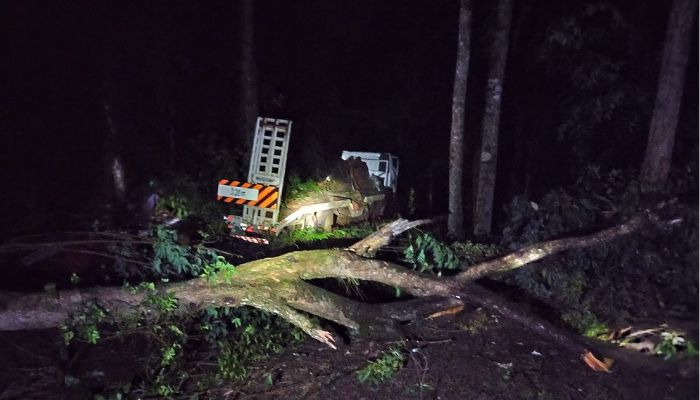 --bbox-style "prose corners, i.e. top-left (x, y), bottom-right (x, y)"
top-left (0, 3), bottom-right (698, 398)
top-left (0, 0), bottom-right (697, 238)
